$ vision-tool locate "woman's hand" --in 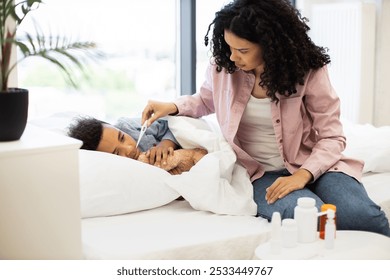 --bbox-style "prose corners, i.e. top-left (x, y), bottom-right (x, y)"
top-left (265, 169), bottom-right (313, 204)
top-left (142, 100), bottom-right (178, 126)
